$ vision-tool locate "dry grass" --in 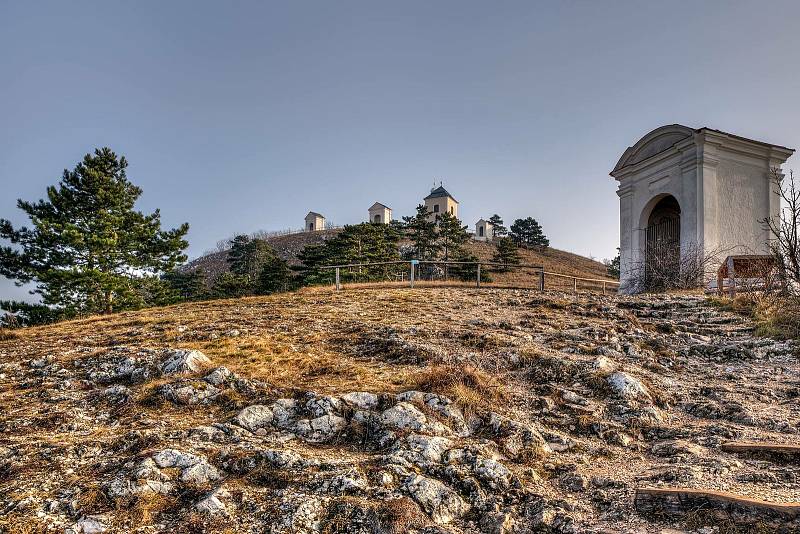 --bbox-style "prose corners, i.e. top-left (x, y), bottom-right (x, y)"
top-left (0, 518), bottom-right (52, 534)
top-left (410, 364), bottom-right (508, 415)
top-left (0, 328), bottom-right (18, 341)
top-left (710, 293), bottom-right (800, 342)
top-left (320, 496), bottom-right (428, 534)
